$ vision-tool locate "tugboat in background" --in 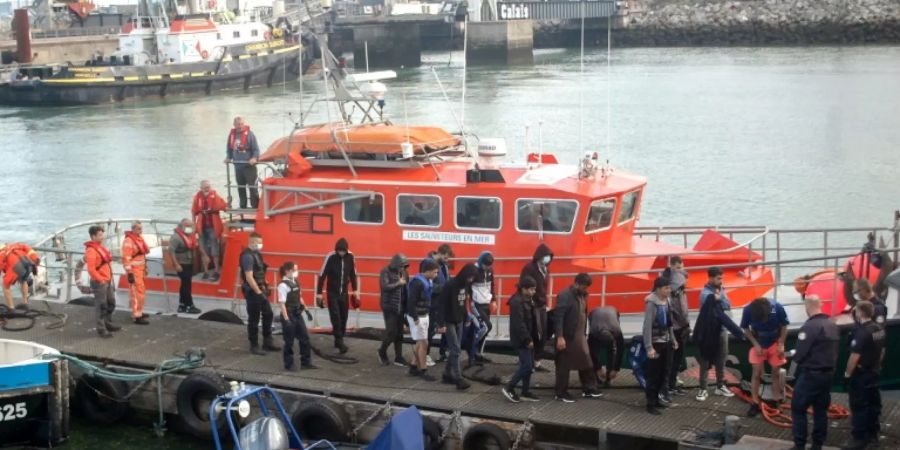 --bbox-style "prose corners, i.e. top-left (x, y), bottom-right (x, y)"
top-left (0, 0), bottom-right (314, 106)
